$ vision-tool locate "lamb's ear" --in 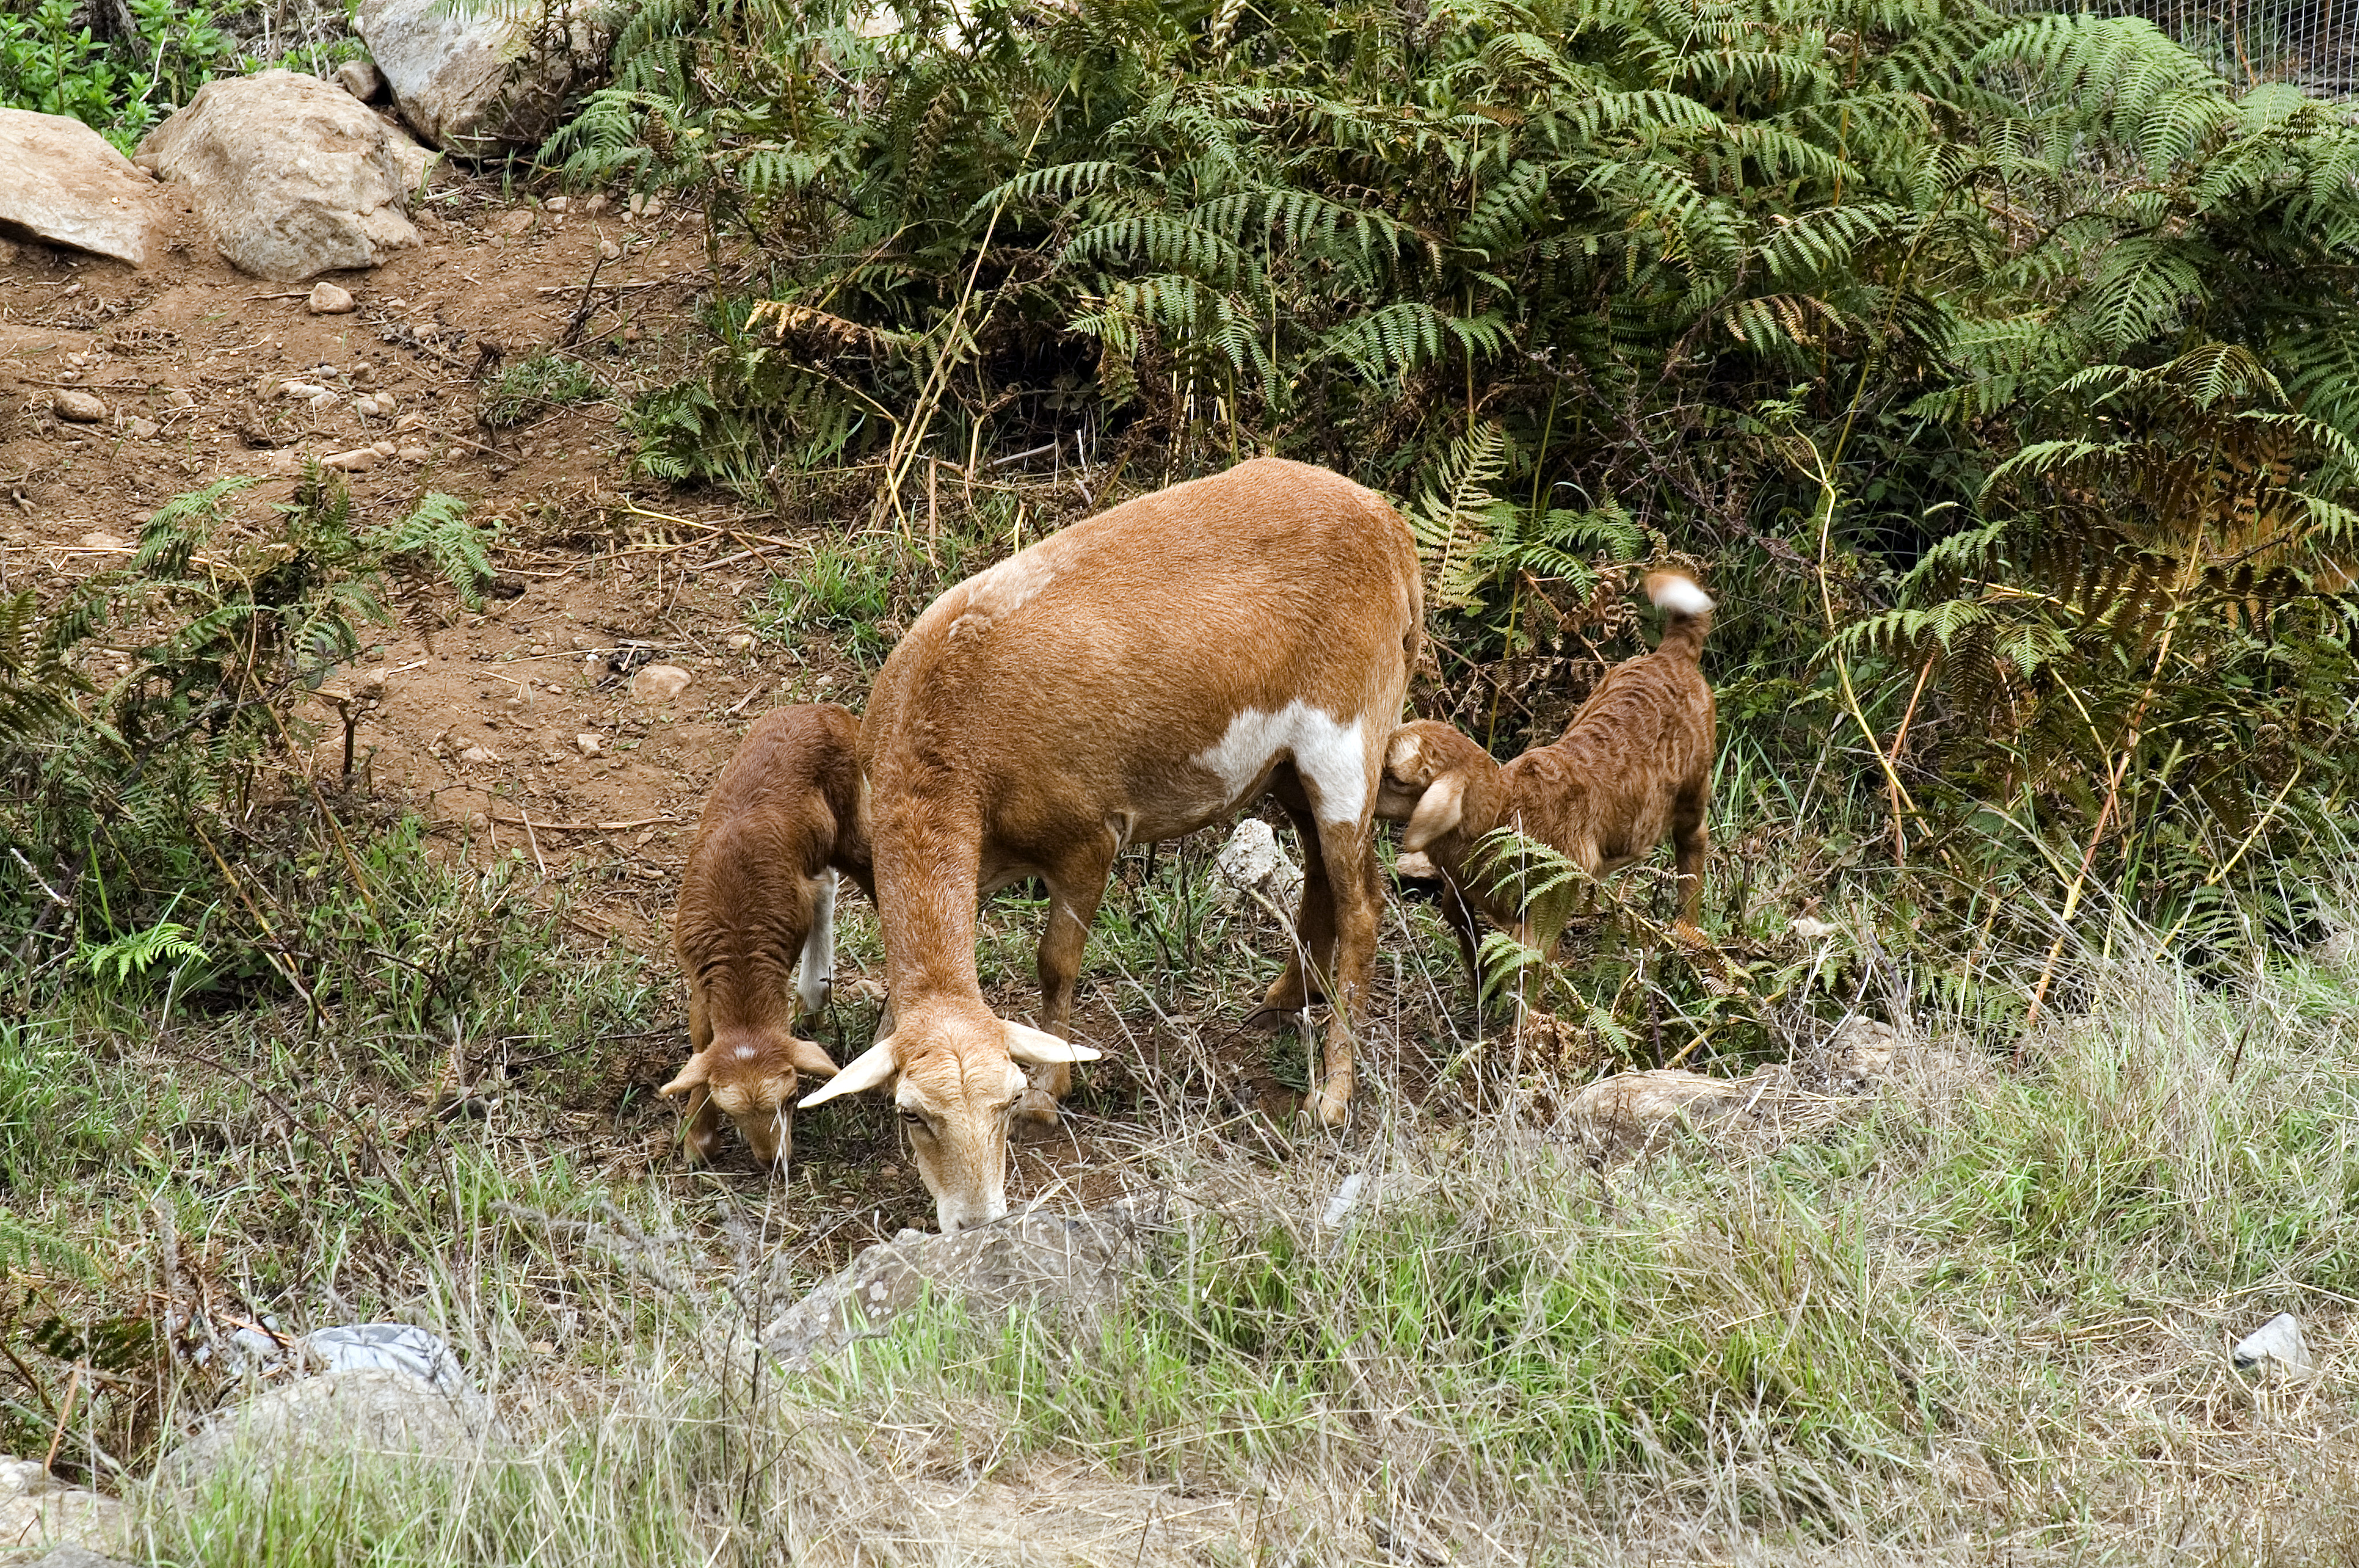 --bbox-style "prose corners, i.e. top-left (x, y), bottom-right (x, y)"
top-left (1004, 1022), bottom-right (1101, 1066)
top-left (658, 1053), bottom-right (711, 1100)
top-left (798, 1038), bottom-right (897, 1107)
top-left (1401, 772), bottom-right (1469, 853)
top-left (788, 1037), bottom-right (841, 1079)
